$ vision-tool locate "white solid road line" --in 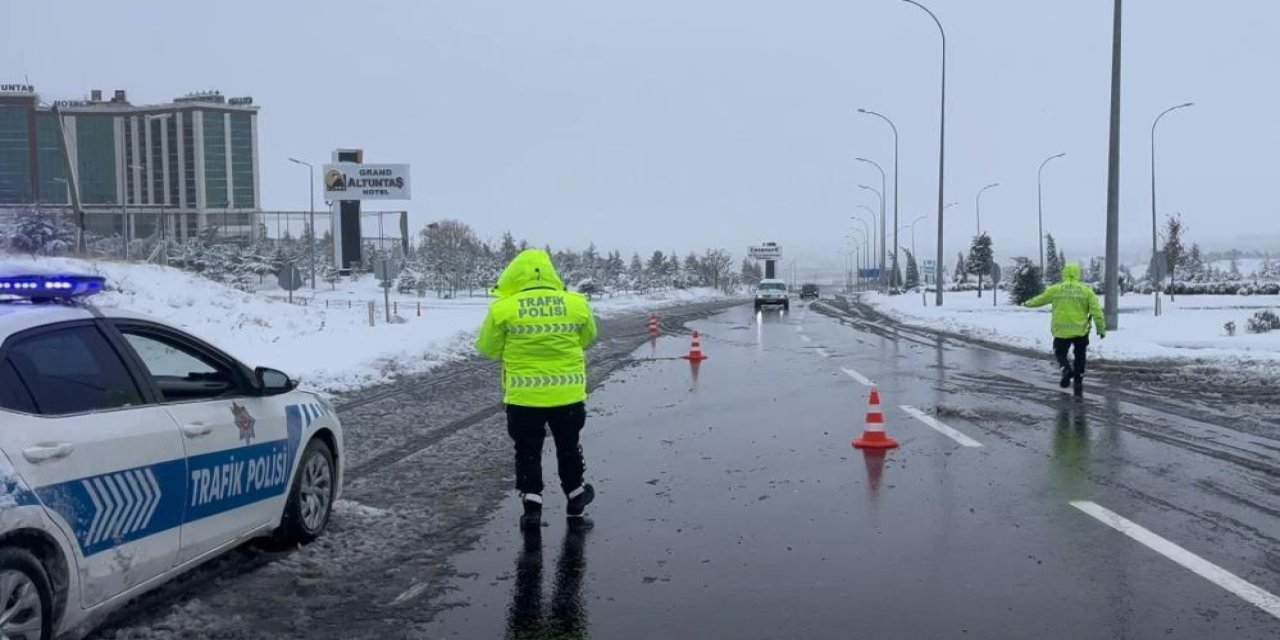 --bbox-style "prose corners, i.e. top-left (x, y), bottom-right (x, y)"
top-left (815, 347), bottom-right (832, 358)
top-left (841, 367), bottom-right (874, 386)
top-left (900, 405), bottom-right (983, 447)
top-left (1071, 500), bottom-right (1280, 620)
